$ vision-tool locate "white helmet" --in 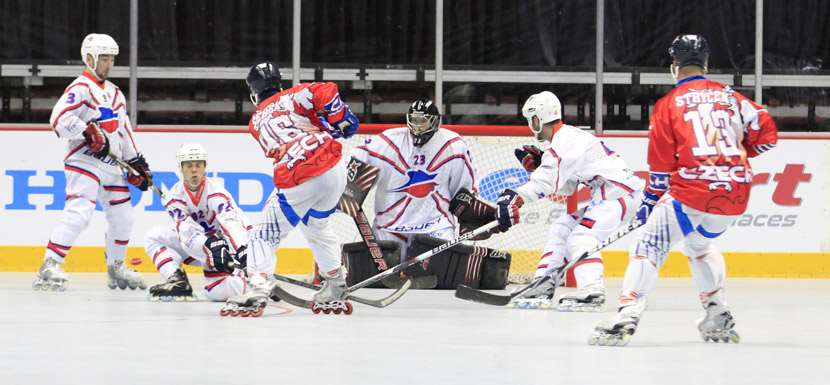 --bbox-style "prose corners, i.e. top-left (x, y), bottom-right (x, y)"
top-left (81, 33), bottom-right (119, 72)
top-left (176, 143), bottom-right (208, 164)
top-left (522, 91), bottom-right (562, 141)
